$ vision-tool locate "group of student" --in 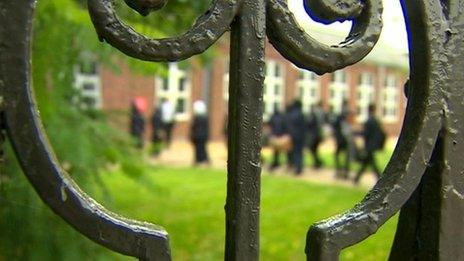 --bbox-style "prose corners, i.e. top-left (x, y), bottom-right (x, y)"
top-left (130, 98), bottom-right (386, 182)
top-left (266, 100), bottom-right (386, 184)
top-left (130, 98), bottom-right (211, 165)
top-left (130, 98), bottom-right (175, 151)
